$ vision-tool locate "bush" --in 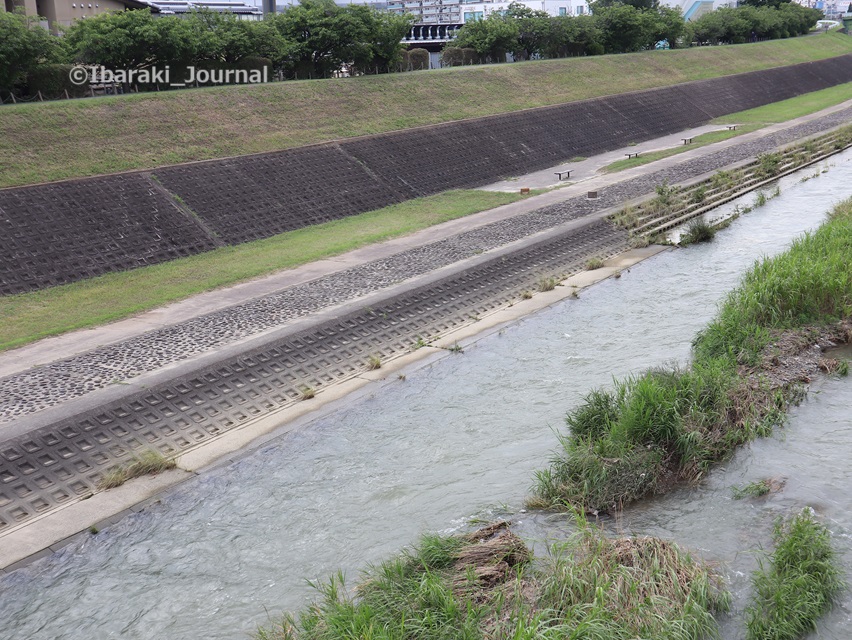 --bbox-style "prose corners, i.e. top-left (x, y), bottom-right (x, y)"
top-left (408, 48), bottom-right (430, 71)
top-left (26, 64), bottom-right (89, 99)
top-left (680, 219), bottom-right (716, 246)
top-left (461, 47), bottom-right (479, 65)
top-left (440, 46), bottom-right (463, 67)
